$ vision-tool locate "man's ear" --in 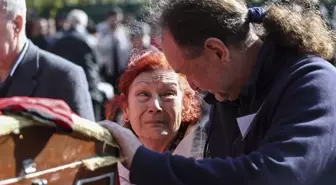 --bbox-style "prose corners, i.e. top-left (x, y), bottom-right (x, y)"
top-left (204, 37), bottom-right (230, 63)
top-left (13, 15), bottom-right (24, 35)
